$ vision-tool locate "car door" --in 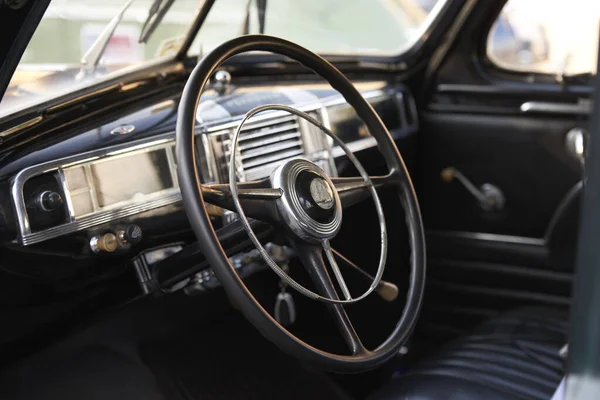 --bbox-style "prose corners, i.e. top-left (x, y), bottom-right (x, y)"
top-left (417, 0), bottom-right (592, 339)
